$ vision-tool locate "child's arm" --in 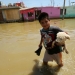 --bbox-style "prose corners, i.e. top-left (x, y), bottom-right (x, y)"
top-left (39, 36), bottom-right (43, 47)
